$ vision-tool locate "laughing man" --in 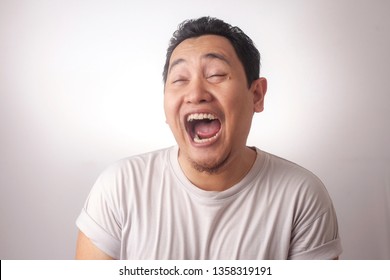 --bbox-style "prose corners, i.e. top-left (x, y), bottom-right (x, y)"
top-left (76, 16), bottom-right (342, 260)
